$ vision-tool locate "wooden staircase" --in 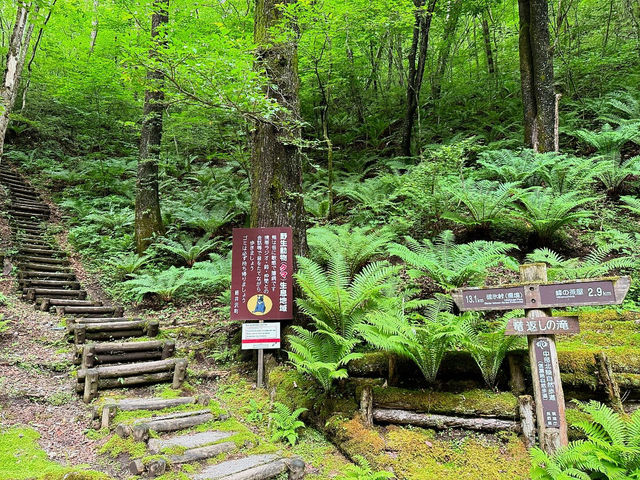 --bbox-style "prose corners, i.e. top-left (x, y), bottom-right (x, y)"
top-left (0, 164), bottom-right (188, 402)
